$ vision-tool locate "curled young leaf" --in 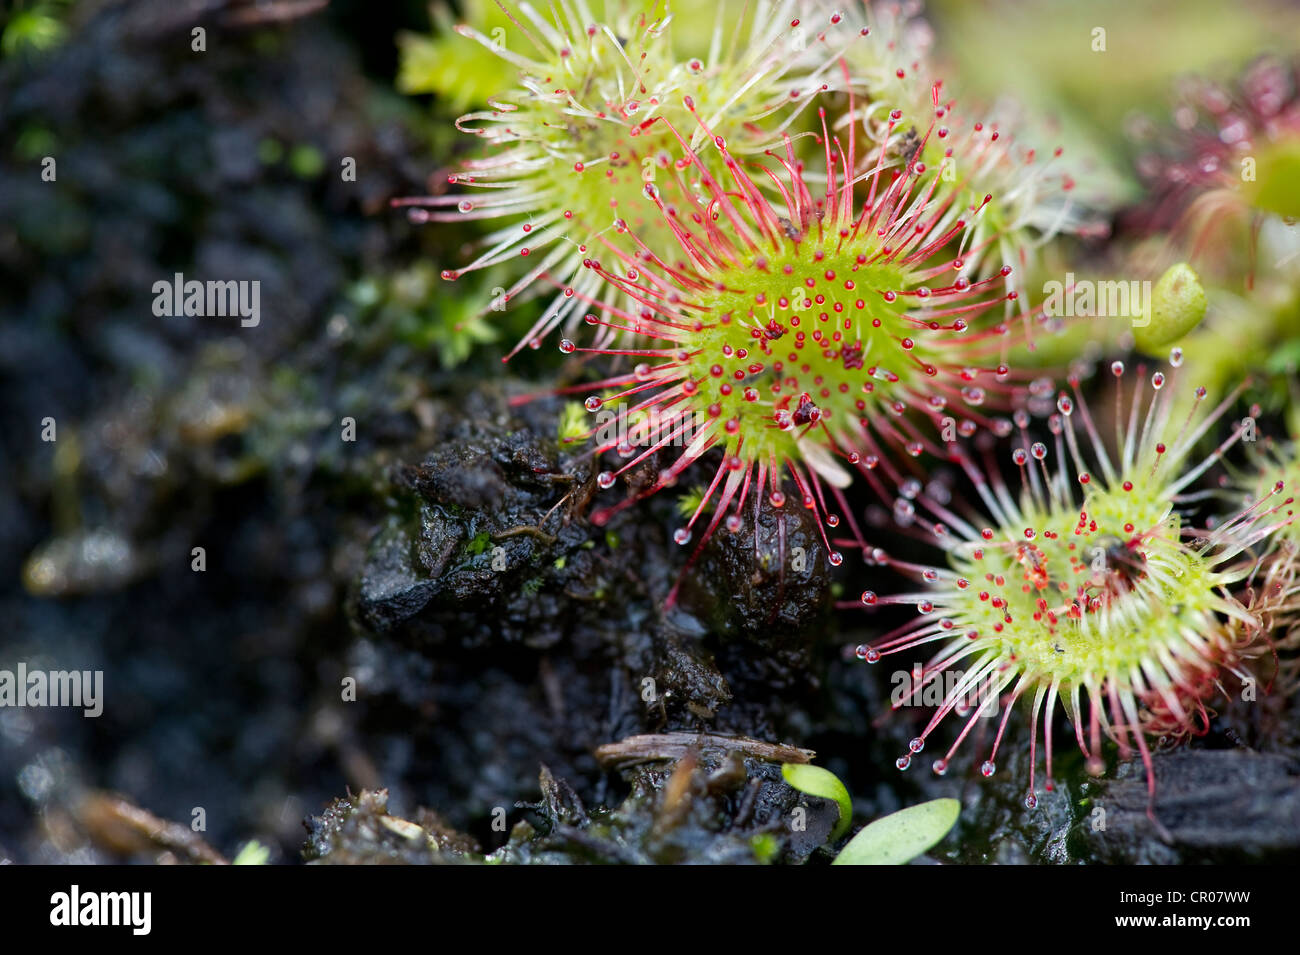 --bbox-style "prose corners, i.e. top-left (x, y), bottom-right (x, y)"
top-left (1134, 263), bottom-right (1207, 352)
top-left (781, 763), bottom-right (852, 841)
